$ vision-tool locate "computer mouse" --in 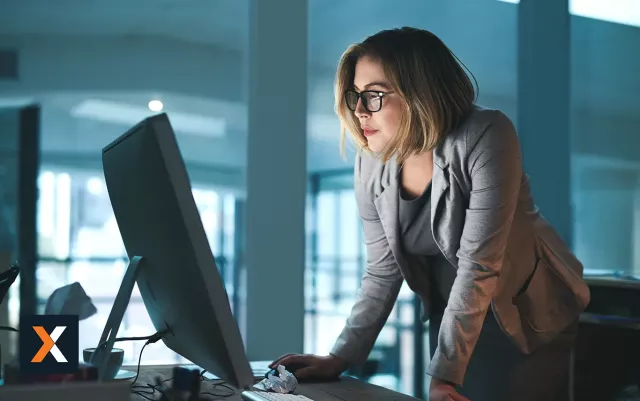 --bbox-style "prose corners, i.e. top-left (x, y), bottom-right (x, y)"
top-left (264, 363), bottom-right (306, 379)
